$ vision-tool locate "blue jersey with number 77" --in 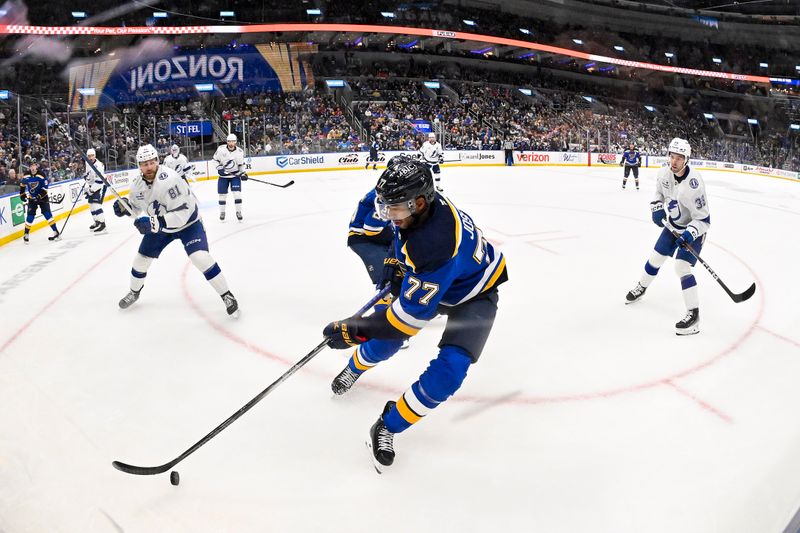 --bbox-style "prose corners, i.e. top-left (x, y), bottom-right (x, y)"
top-left (384, 194), bottom-right (507, 337)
